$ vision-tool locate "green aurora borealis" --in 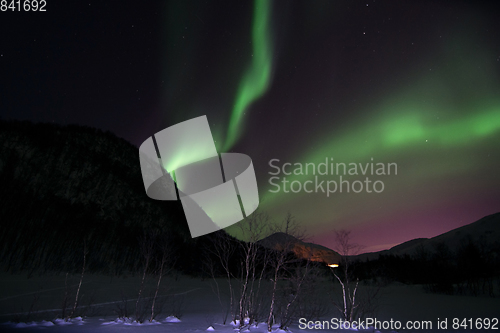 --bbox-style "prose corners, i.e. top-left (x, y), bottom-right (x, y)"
top-left (223, 0), bottom-right (273, 152)
top-left (250, 64), bottom-right (500, 251)
top-left (158, 0), bottom-right (500, 251)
